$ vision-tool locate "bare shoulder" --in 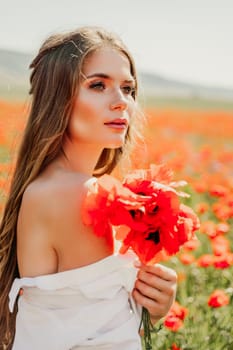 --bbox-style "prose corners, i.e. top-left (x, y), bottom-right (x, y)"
top-left (17, 172), bottom-right (97, 277)
top-left (21, 172), bottom-right (93, 214)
